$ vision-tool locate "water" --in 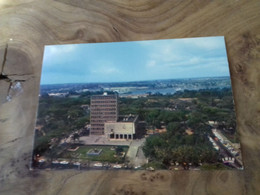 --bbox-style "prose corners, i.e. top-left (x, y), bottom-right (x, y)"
top-left (129, 88), bottom-right (177, 95)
